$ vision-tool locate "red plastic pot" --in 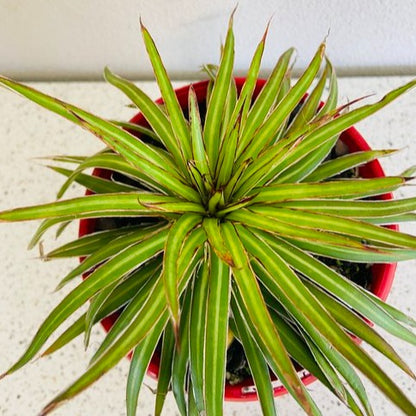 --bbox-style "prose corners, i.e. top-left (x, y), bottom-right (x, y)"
top-left (79, 78), bottom-right (398, 401)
